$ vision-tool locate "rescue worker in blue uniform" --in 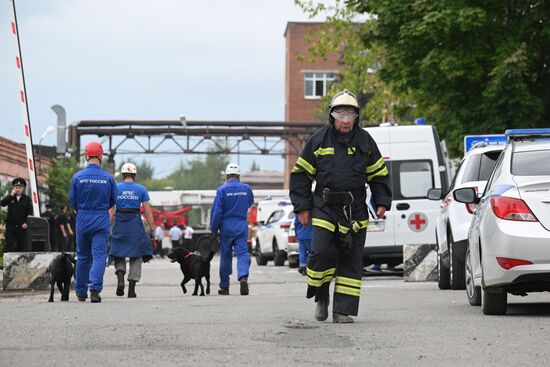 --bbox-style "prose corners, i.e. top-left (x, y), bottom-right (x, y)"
top-left (210, 163), bottom-right (254, 296)
top-left (109, 162), bottom-right (154, 298)
top-left (293, 214), bottom-right (312, 275)
top-left (290, 90), bottom-right (392, 323)
top-left (69, 142), bottom-right (117, 303)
